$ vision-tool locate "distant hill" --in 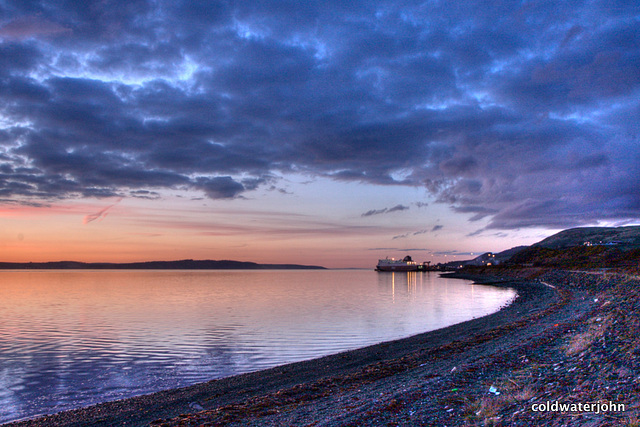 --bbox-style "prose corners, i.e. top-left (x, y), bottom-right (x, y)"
top-left (0, 259), bottom-right (326, 270)
top-left (441, 246), bottom-right (528, 268)
top-left (506, 245), bottom-right (640, 270)
top-left (505, 226), bottom-right (640, 270)
top-left (533, 226), bottom-right (640, 250)
top-left (493, 246), bottom-right (529, 262)
top-left (442, 226), bottom-right (640, 271)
